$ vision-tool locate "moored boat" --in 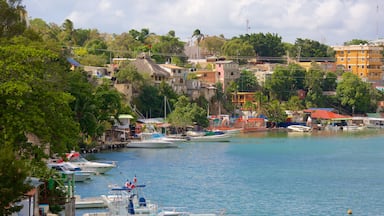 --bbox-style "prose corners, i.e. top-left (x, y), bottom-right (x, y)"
top-left (127, 139), bottom-right (178, 148)
top-left (188, 131), bottom-right (231, 142)
top-left (287, 125), bottom-right (312, 132)
top-left (65, 151), bottom-right (117, 174)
